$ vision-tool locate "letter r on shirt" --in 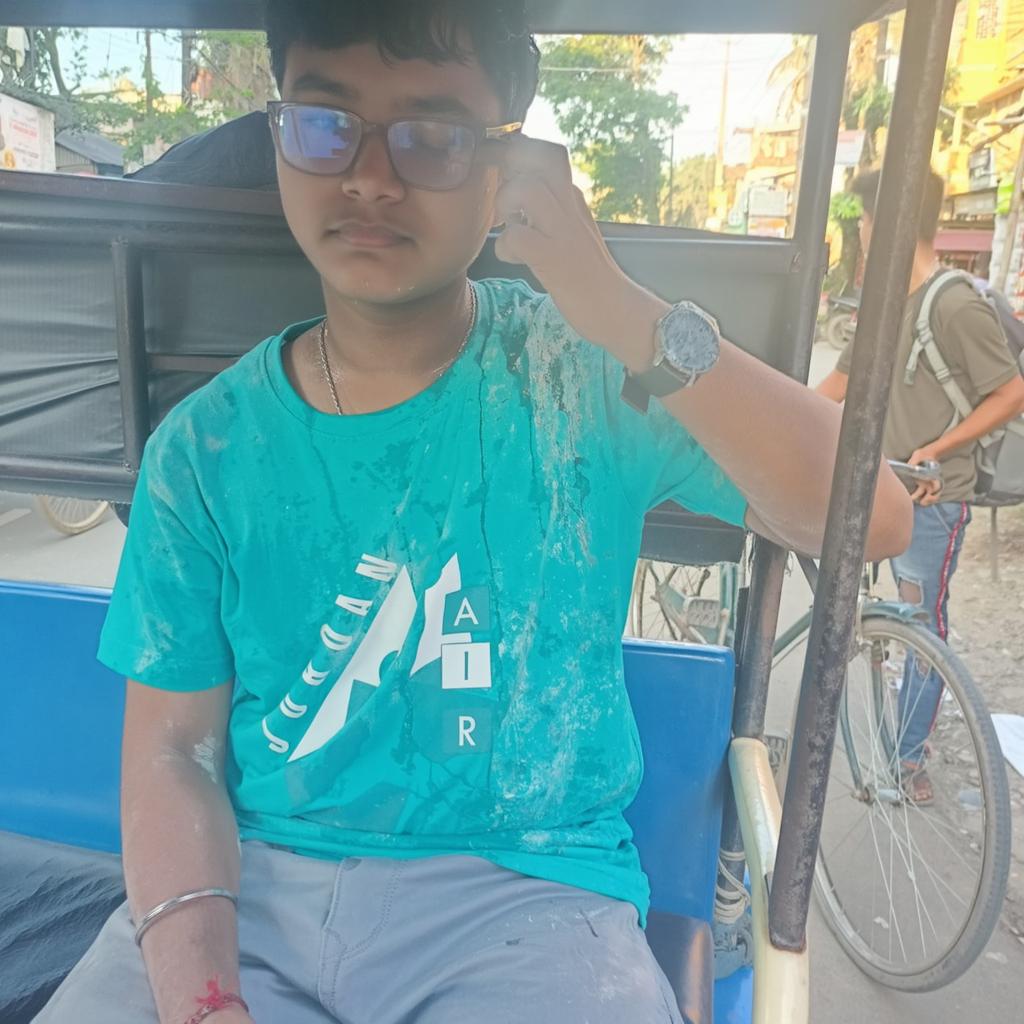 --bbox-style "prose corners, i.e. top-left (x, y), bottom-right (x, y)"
top-left (443, 708), bottom-right (492, 755)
